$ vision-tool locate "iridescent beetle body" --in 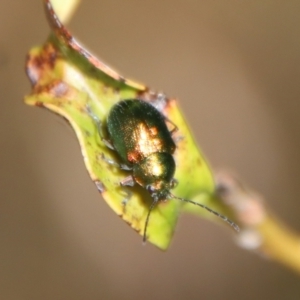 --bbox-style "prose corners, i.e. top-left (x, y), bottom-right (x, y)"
top-left (89, 99), bottom-right (239, 242)
top-left (107, 99), bottom-right (177, 201)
